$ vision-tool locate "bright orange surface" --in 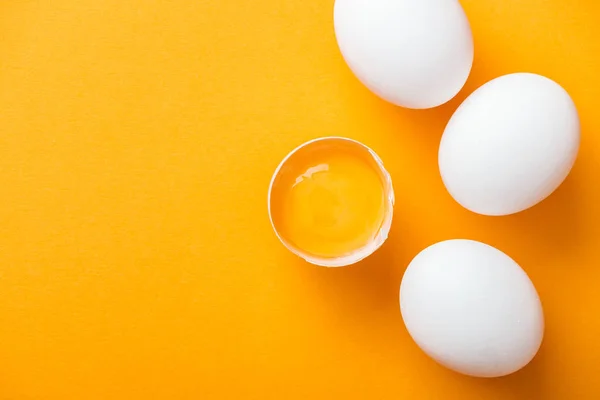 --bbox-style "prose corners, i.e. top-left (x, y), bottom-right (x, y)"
top-left (270, 139), bottom-right (387, 259)
top-left (1, 1), bottom-right (600, 399)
